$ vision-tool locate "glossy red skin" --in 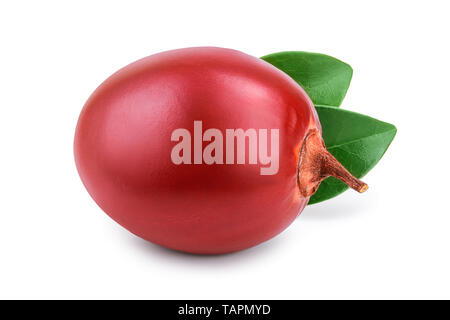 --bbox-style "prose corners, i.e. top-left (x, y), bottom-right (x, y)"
top-left (74, 47), bottom-right (320, 254)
